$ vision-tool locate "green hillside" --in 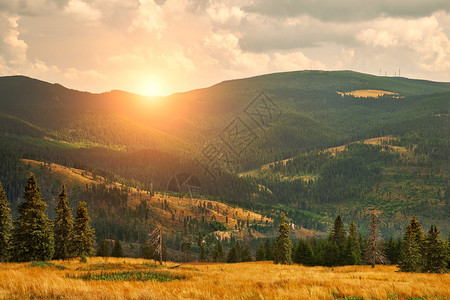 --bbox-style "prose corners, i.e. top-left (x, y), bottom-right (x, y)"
top-left (0, 71), bottom-right (448, 240)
